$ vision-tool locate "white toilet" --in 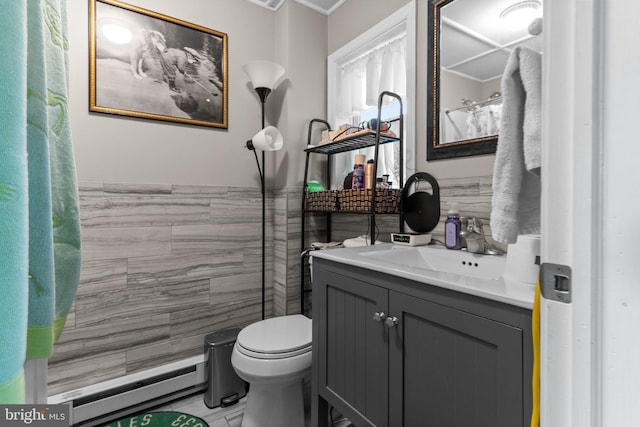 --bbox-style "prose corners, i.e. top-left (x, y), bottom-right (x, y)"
top-left (231, 314), bottom-right (312, 427)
